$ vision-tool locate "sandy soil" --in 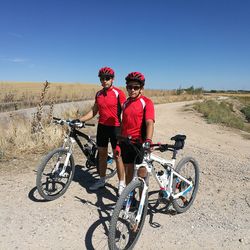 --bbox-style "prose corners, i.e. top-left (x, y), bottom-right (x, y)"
top-left (0, 101), bottom-right (249, 250)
